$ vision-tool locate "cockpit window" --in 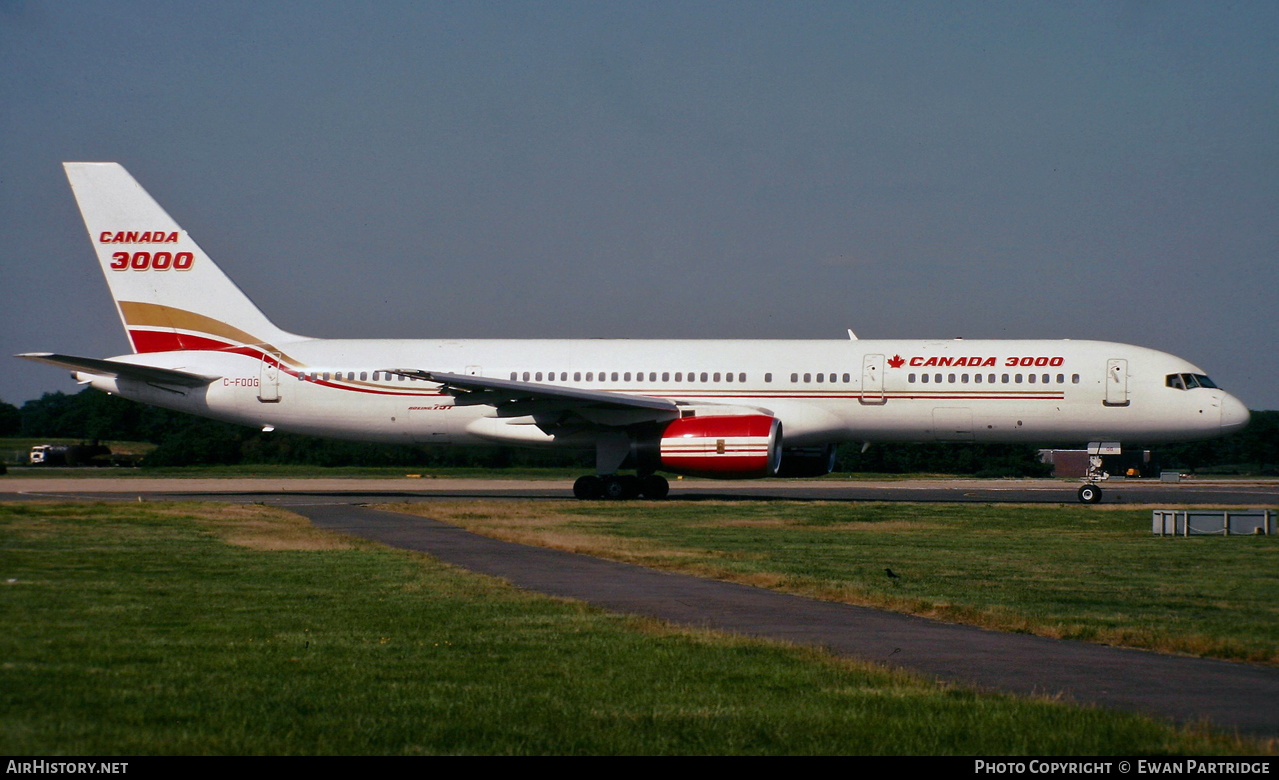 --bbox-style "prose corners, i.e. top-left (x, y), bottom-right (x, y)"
top-left (1166, 373), bottom-right (1218, 390)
